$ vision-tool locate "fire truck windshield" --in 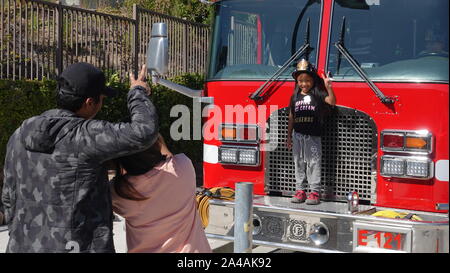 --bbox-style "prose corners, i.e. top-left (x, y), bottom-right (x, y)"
top-left (328, 0), bottom-right (448, 83)
top-left (208, 0), bottom-right (322, 80)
